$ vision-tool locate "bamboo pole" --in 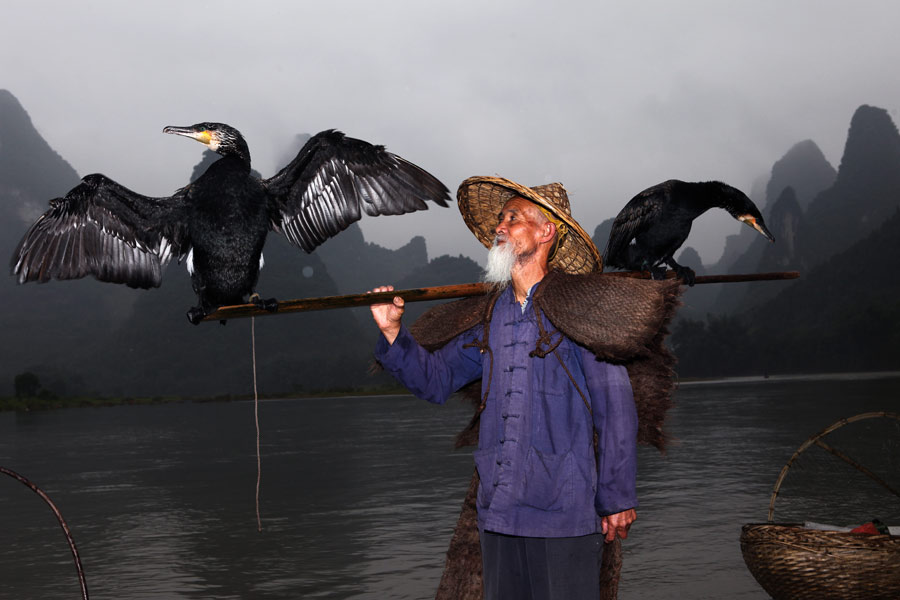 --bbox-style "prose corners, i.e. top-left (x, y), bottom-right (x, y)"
top-left (202, 271), bottom-right (799, 322)
top-left (1, 466), bottom-right (89, 600)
